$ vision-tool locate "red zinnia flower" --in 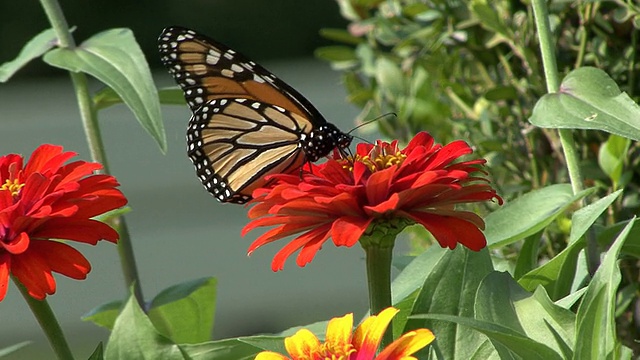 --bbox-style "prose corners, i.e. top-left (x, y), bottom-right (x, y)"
top-left (243, 132), bottom-right (502, 271)
top-left (0, 144), bottom-right (127, 301)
